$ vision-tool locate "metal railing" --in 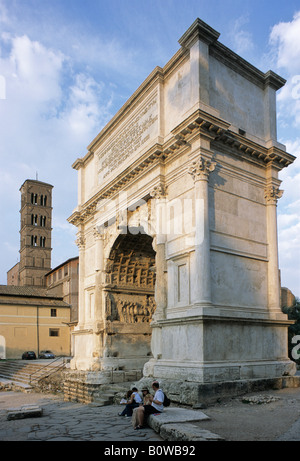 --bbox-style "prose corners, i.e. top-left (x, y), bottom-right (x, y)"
top-left (29, 357), bottom-right (68, 385)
